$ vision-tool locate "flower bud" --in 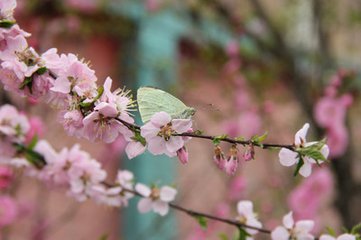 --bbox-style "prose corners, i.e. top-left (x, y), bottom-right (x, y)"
top-left (213, 146), bottom-right (226, 170)
top-left (177, 147), bottom-right (188, 165)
